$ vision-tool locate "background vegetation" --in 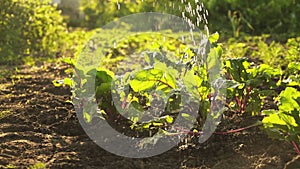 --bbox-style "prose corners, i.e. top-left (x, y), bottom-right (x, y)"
top-left (1, 0), bottom-right (299, 65)
top-left (78, 0), bottom-right (300, 39)
top-left (0, 0), bottom-right (66, 64)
